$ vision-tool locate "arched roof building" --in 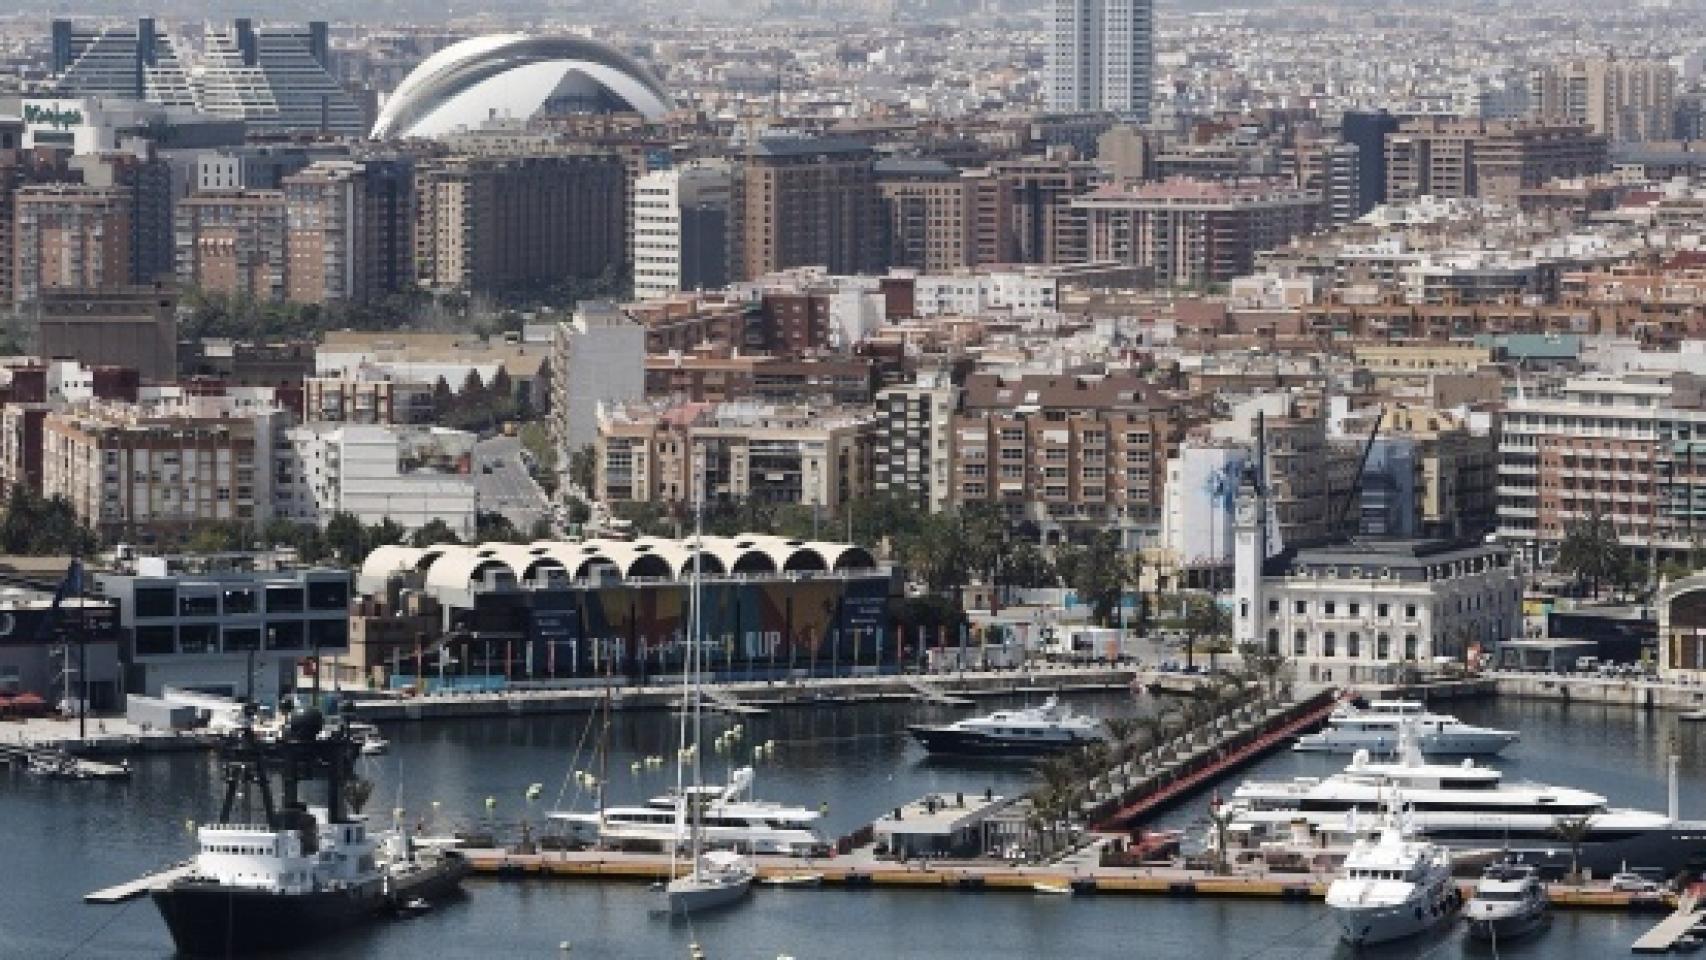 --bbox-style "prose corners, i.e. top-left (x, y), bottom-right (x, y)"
top-left (371, 33), bottom-right (673, 140)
